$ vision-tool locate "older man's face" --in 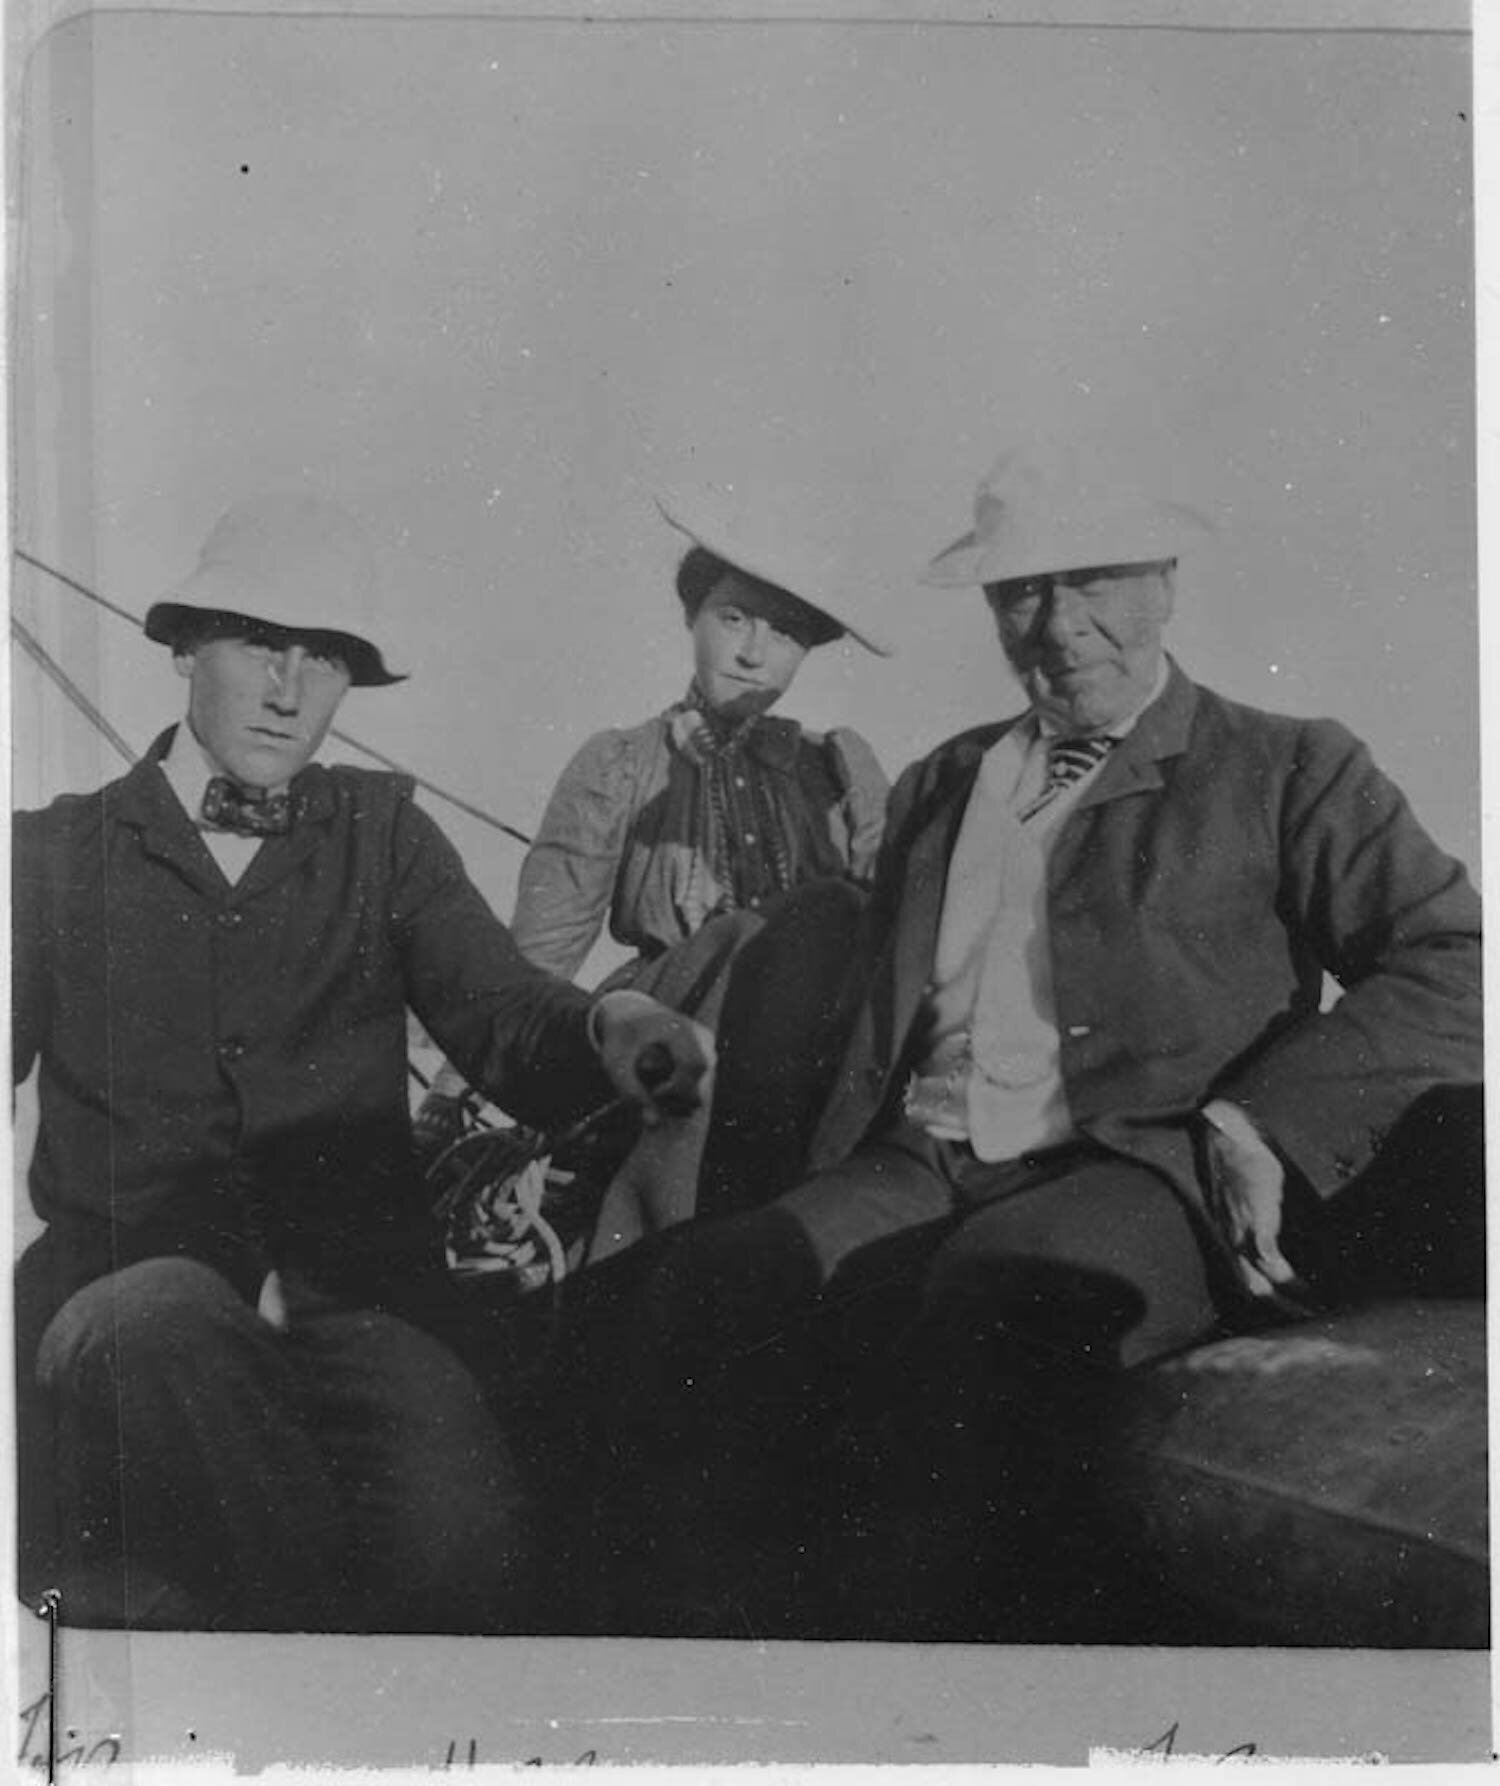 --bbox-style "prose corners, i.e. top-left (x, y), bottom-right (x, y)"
top-left (985, 561), bottom-right (1175, 735)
